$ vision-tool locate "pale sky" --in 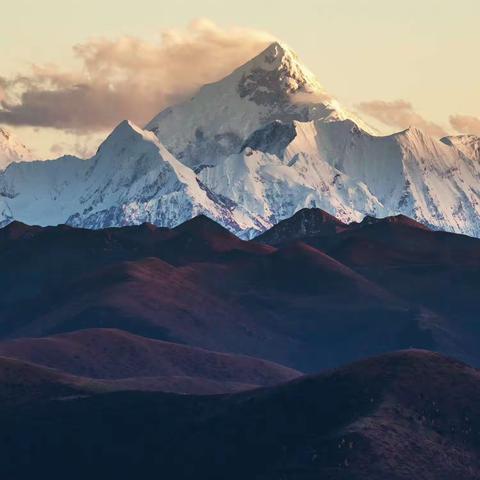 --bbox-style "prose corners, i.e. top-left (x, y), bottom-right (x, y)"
top-left (2, 0), bottom-right (479, 158)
